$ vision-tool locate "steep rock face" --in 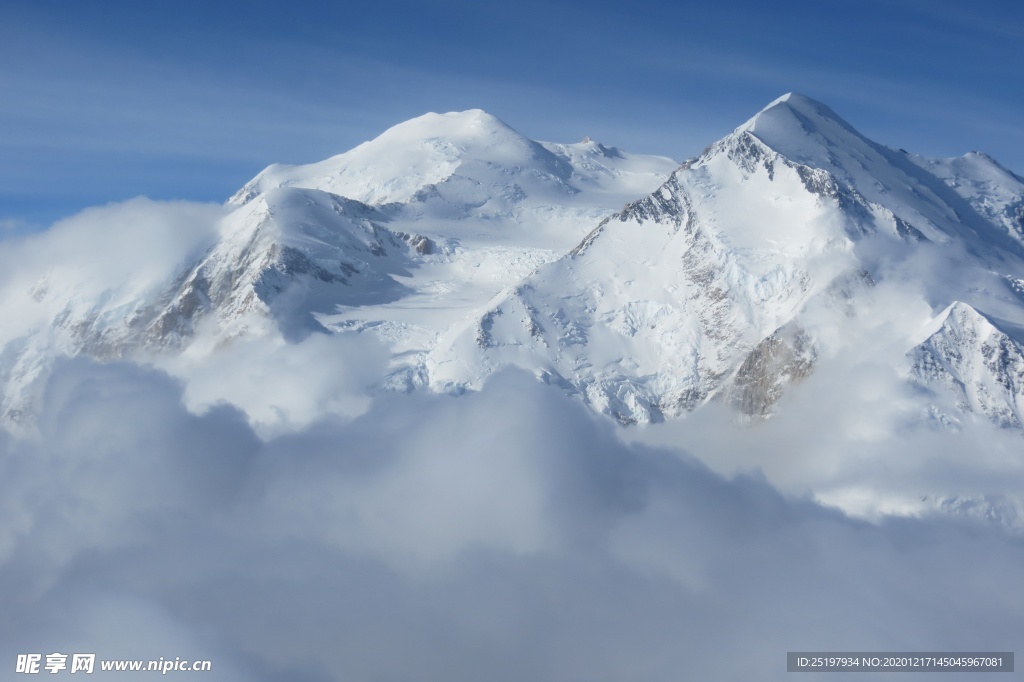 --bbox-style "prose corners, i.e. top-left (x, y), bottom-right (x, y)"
top-left (727, 323), bottom-right (816, 418)
top-left (38, 188), bottom-right (423, 354)
top-left (0, 188), bottom-right (426, 423)
top-left (736, 94), bottom-right (1024, 260)
top-left (143, 187), bottom-right (420, 344)
top-left (910, 302), bottom-right (1024, 429)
